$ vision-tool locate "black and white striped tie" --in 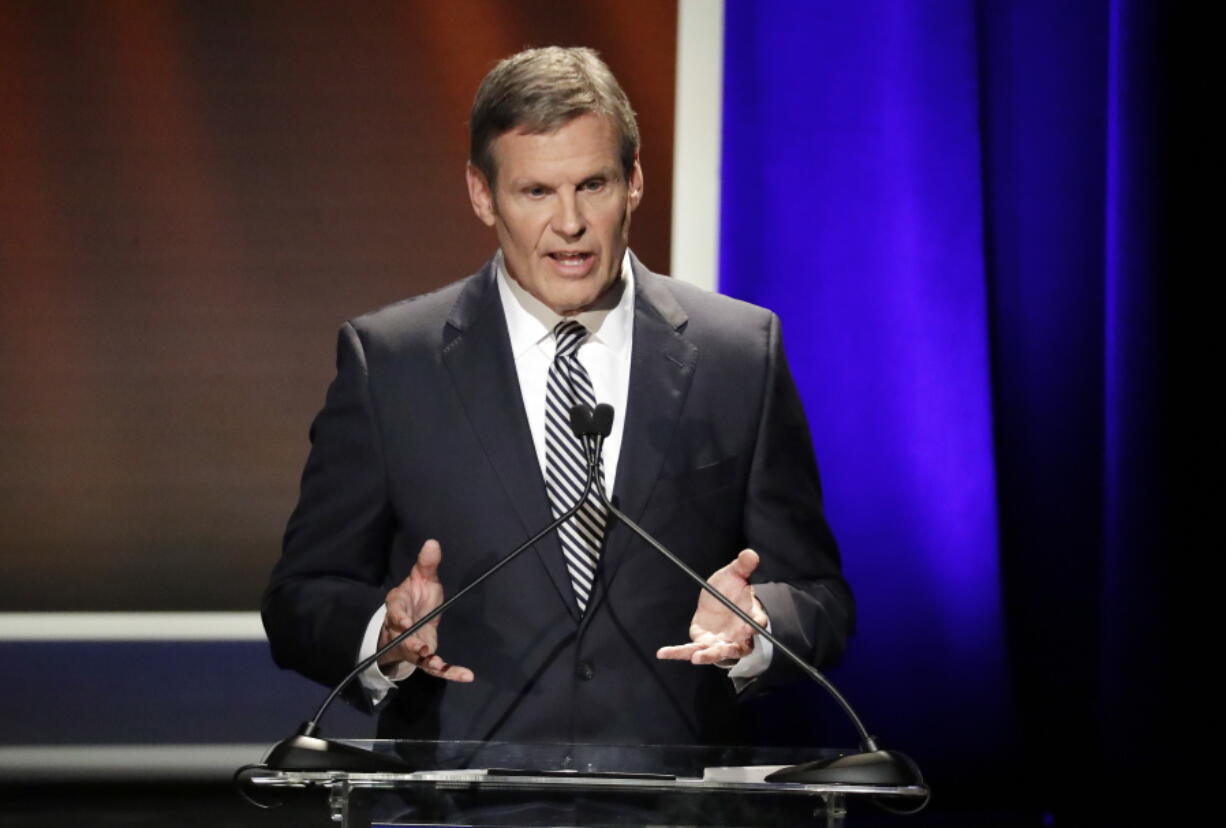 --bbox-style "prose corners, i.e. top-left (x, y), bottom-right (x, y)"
top-left (545, 320), bottom-right (608, 613)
